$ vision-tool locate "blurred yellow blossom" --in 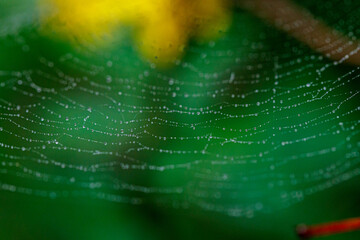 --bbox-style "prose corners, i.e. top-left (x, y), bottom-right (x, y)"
top-left (39, 0), bottom-right (231, 66)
